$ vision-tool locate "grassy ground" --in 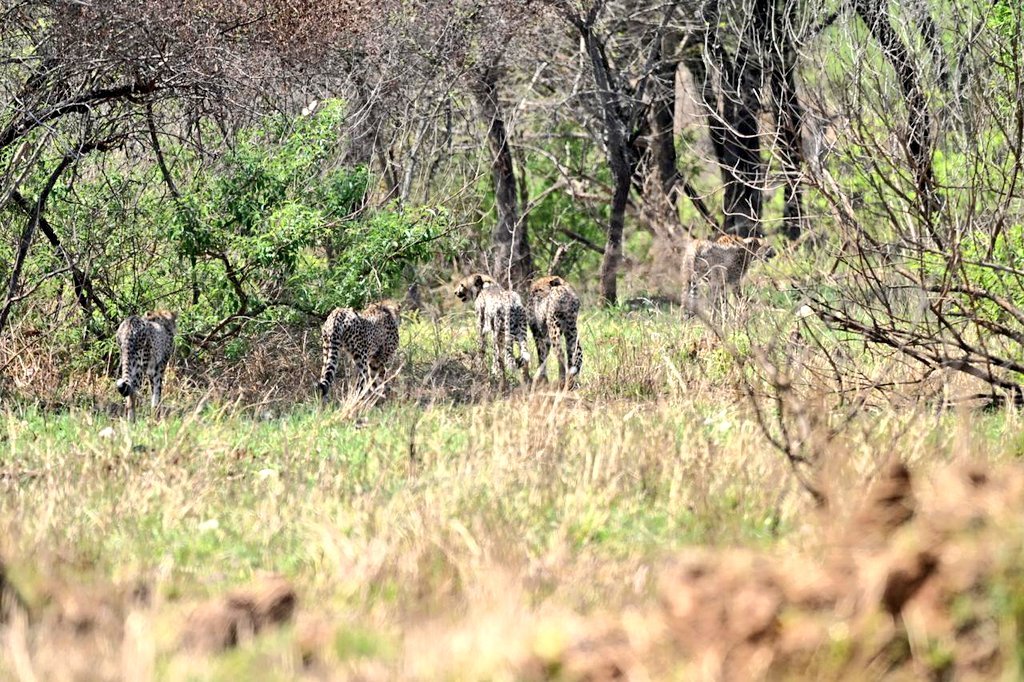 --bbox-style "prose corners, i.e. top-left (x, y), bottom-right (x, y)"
top-left (2, 298), bottom-right (1023, 679)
